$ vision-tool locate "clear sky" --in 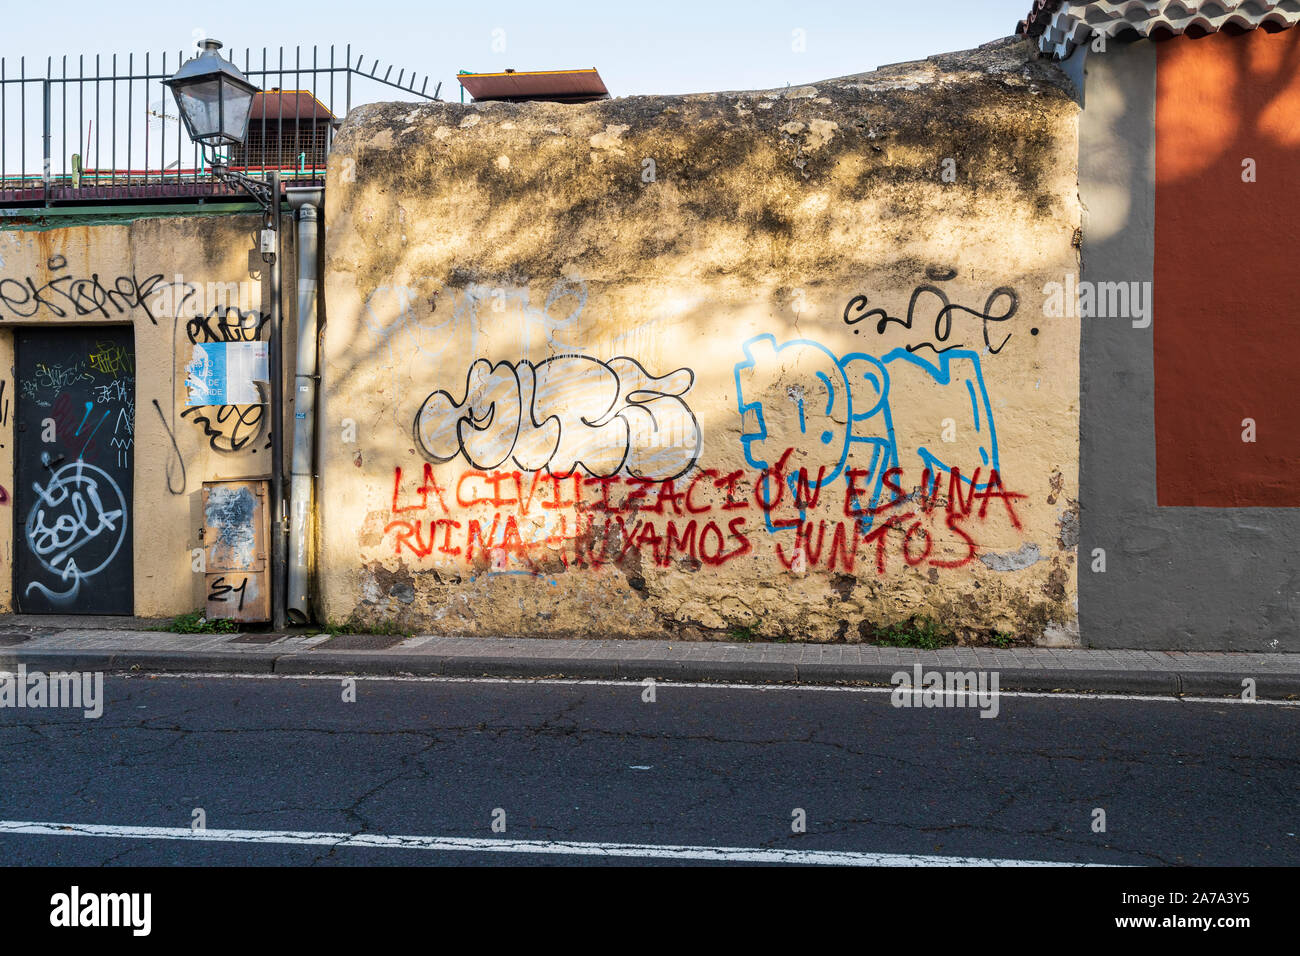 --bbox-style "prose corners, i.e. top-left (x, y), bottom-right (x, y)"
top-left (5, 1), bottom-right (1034, 102)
